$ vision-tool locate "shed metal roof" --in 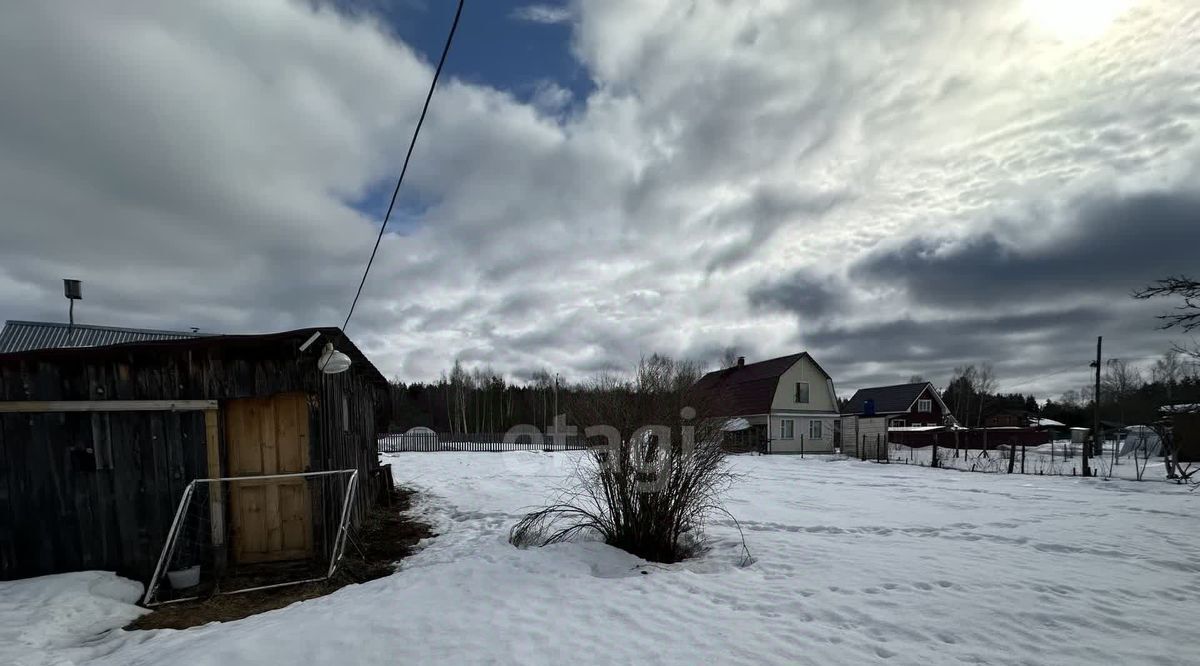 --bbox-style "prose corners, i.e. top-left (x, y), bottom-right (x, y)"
top-left (0, 320), bottom-right (207, 353)
top-left (0, 325), bottom-right (387, 386)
